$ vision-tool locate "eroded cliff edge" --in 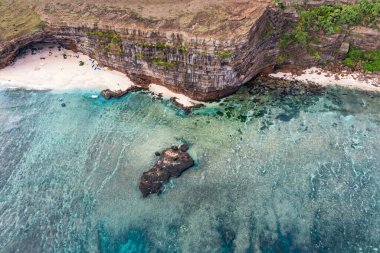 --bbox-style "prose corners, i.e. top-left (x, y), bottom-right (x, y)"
top-left (0, 0), bottom-right (379, 101)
